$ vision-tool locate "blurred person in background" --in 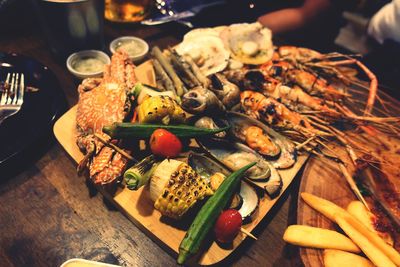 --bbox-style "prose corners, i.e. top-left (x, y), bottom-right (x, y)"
top-left (365, 0), bottom-right (400, 94)
top-left (192, 0), bottom-right (350, 51)
top-left (257, 0), bottom-right (342, 51)
top-left (367, 0), bottom-right (400, 44)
